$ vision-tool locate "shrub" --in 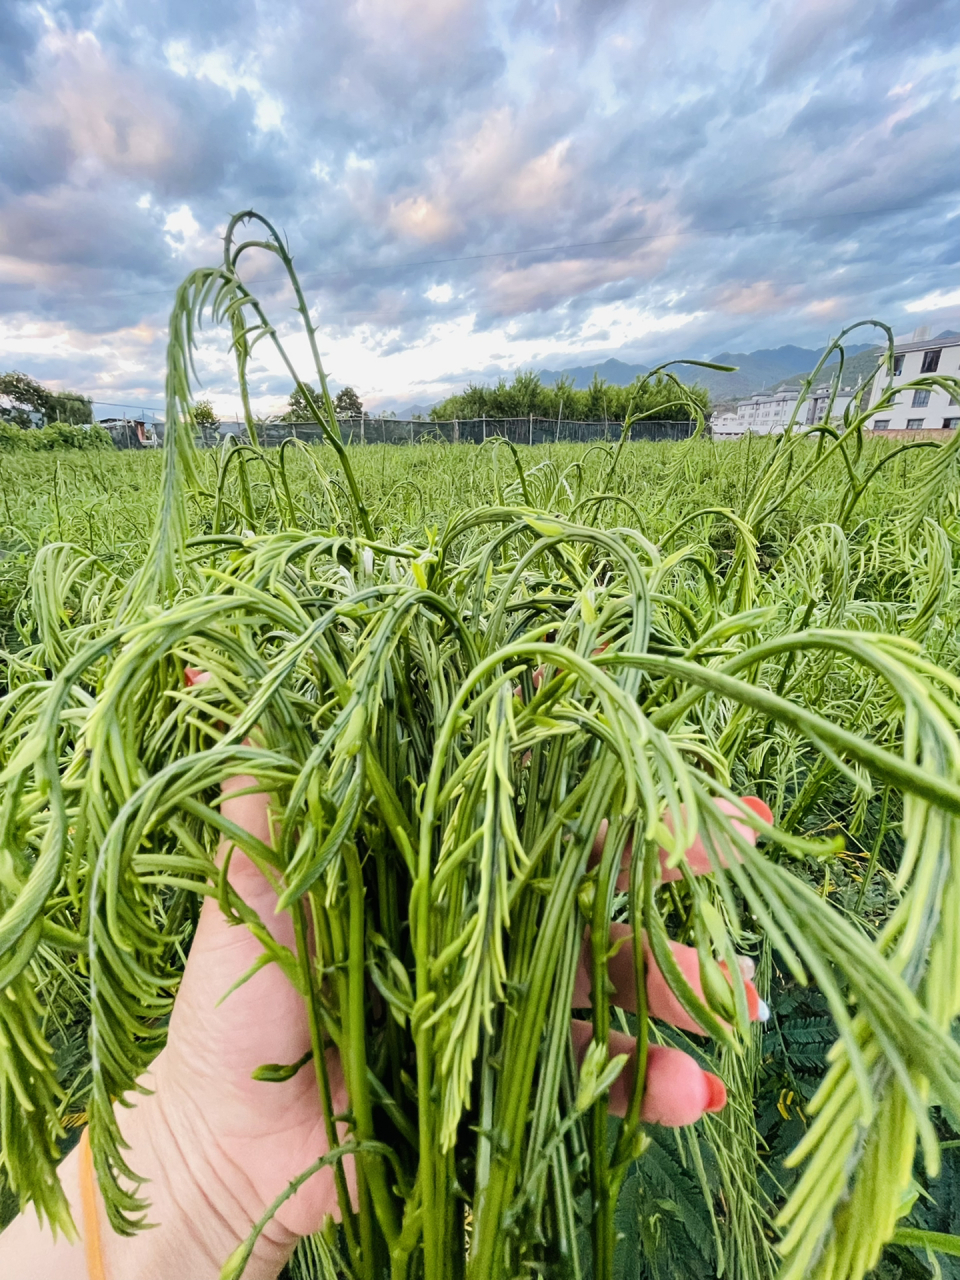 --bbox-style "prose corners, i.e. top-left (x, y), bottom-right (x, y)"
top-left (0, 420), bottom-right (114, 451)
